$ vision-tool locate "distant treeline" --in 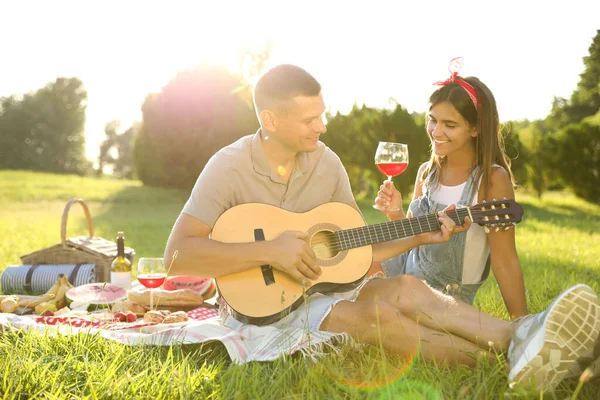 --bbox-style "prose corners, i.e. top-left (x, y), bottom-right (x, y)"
top-left (1, 32), bottom-right (598, 202)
